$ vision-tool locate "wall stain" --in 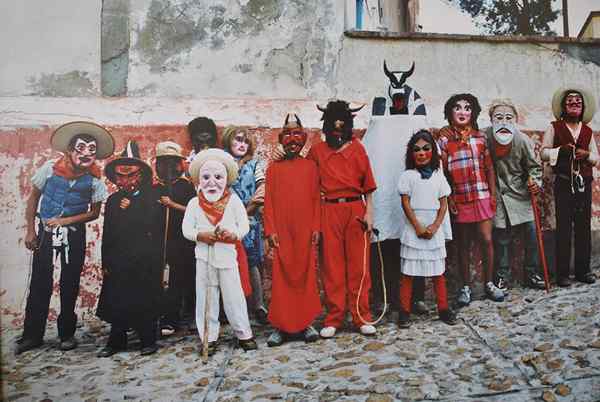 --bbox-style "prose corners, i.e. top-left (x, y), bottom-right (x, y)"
top-left (27, 71), bottom-right (96, 97)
